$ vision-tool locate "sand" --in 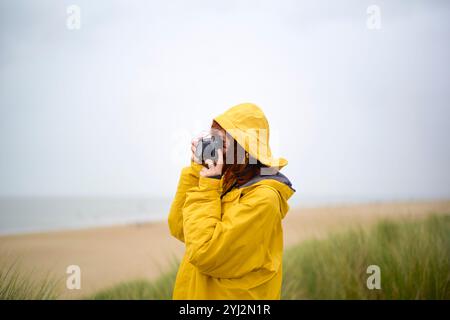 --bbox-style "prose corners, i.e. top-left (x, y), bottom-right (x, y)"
top-left (1, 200), bottom-right (449, 299)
